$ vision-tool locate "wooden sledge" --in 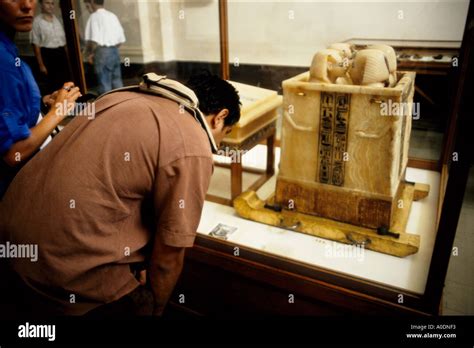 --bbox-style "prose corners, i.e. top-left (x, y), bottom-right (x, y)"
top-left (234, 181), bottom-right (429, 258)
